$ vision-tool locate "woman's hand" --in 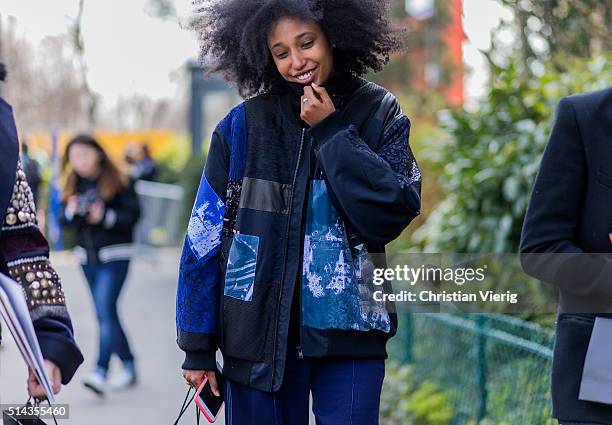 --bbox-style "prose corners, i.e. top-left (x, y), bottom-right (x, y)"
top-left (301, 83), bottom-right (336, 127)
top-left (86, 200), bottom-right (105, 225)
top-left (28, 359), bottom-right (62, 400)
top-left (65, 196), bottom-right (79, 217)
top-left (183, 369), bottom-right (221, 397)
